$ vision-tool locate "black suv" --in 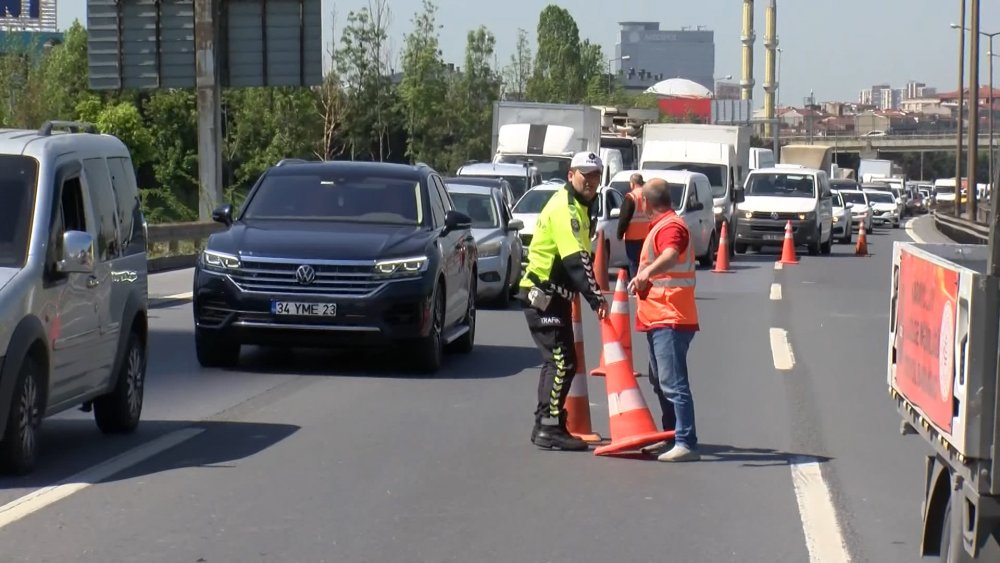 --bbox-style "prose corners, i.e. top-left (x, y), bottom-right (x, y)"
top-left (192, 161), bottom-right (478, 373)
